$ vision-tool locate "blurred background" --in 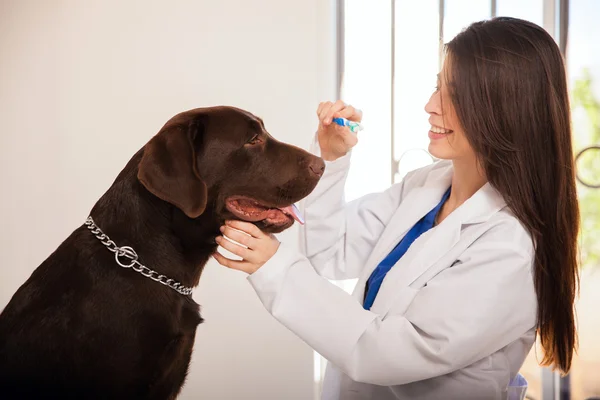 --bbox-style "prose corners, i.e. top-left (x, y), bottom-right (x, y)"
top-left (0, 1), bottom-right (598, 399)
